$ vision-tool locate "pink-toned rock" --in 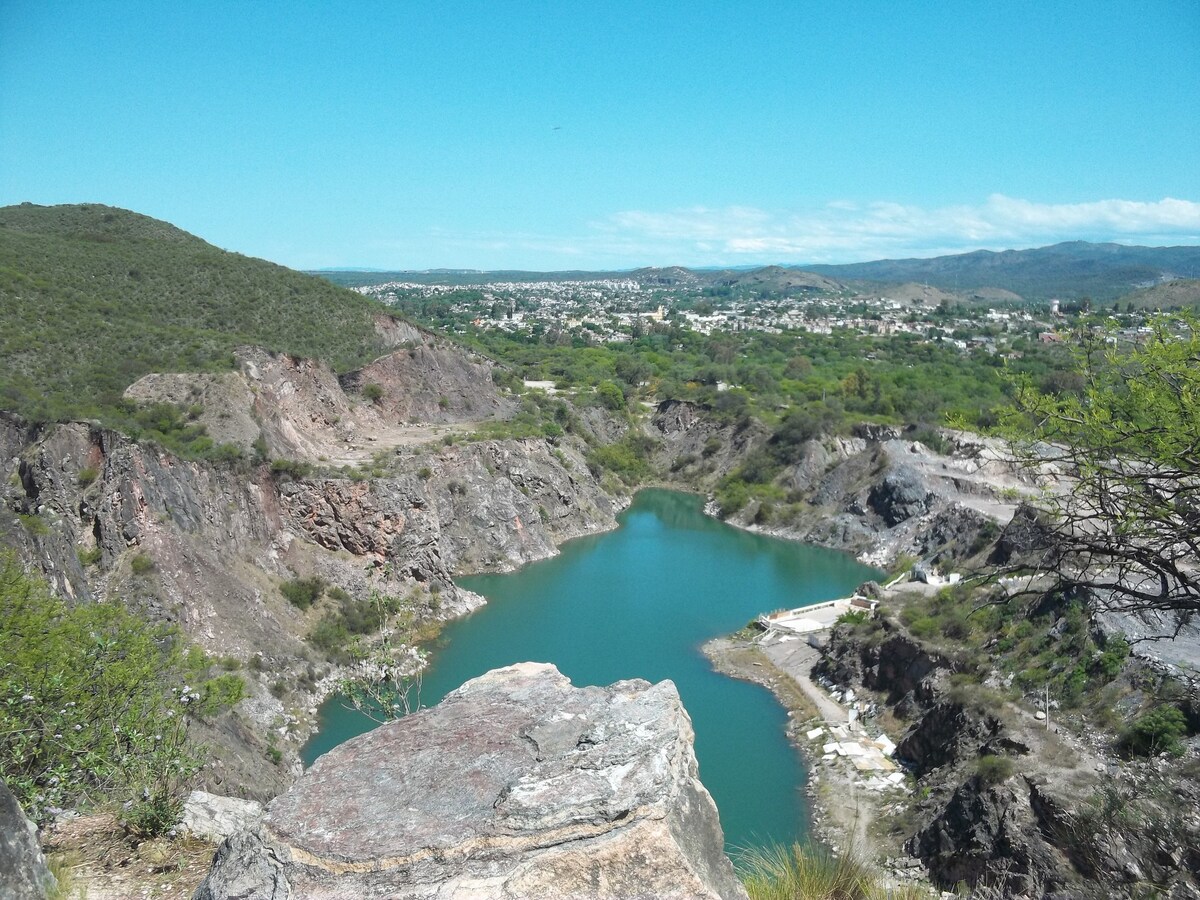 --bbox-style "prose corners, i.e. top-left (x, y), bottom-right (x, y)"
top-left (194, 663), bottom-right (747, 900)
